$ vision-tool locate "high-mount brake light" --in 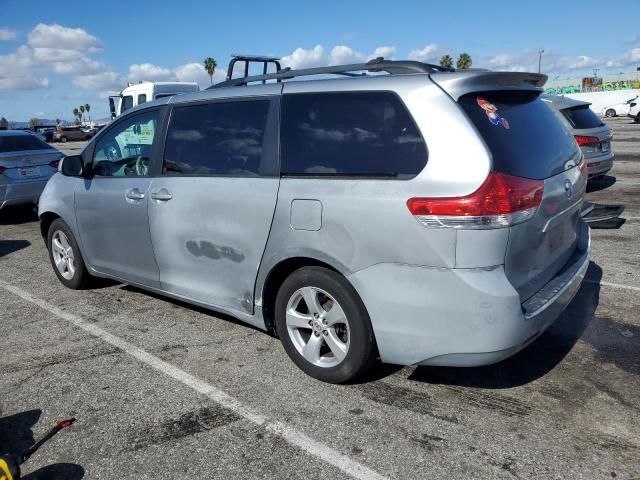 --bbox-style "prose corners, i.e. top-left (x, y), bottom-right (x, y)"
top-left (574, 135), bottom-right (599, 147)
top-left (407, 172), bottom-right (544, 229)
